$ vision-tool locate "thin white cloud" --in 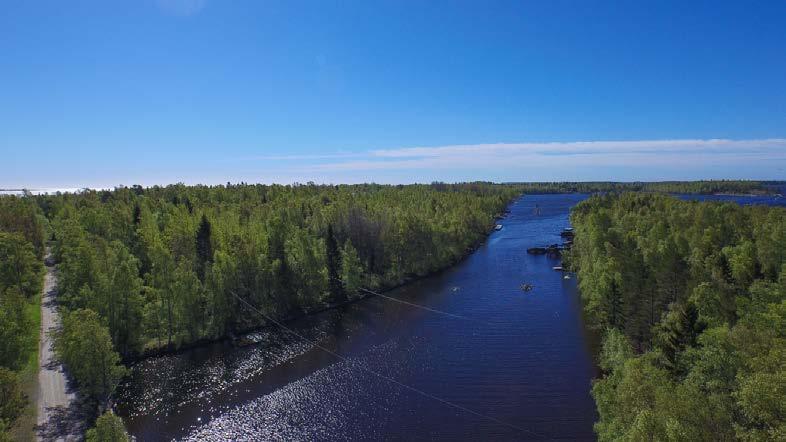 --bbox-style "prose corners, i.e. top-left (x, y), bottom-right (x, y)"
top-left (297, 138), bottom-right (786, 173)
top-left (369, 139), bottom-right (786, 158)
